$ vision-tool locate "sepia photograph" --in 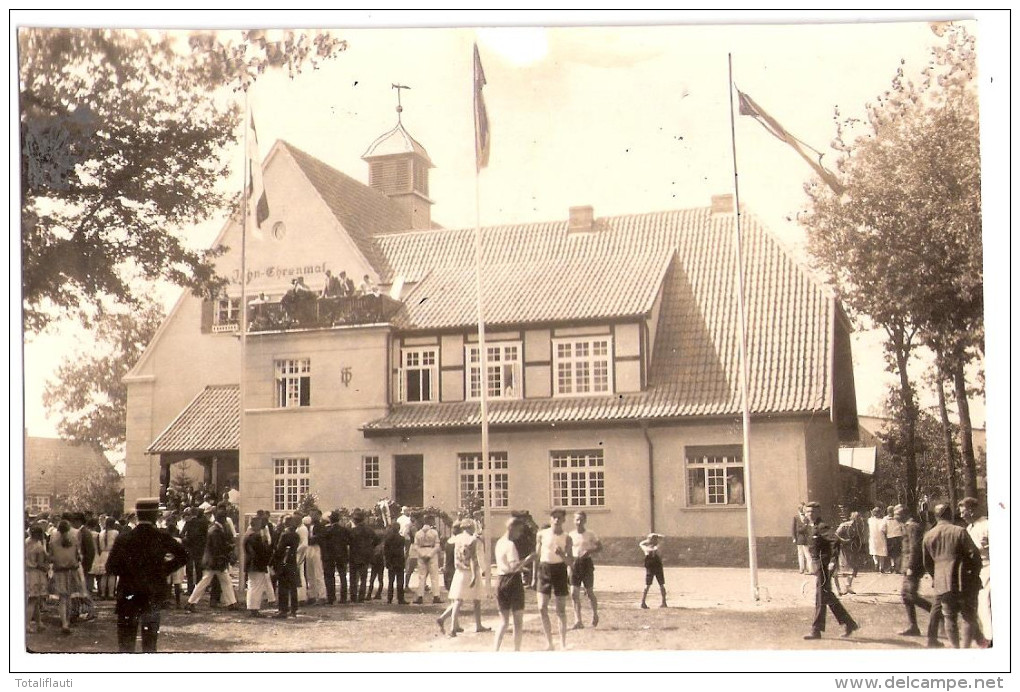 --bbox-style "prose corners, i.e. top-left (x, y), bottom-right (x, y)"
top-left (12, 9), bottom-right (1010, 681)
